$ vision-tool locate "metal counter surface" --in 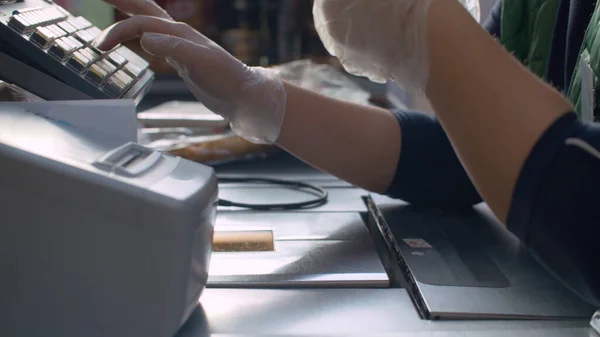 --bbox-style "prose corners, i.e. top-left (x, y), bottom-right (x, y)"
top-left (214, 212), bottom-right (370, 241)
top-left (180, 156), bottom-right (599, 337)
top-left (178, 289), bottom-right (592, 337)
top-left (209, 212), bottom-right (388, 287)
top-left (215, 153), bottom-right (353, 188)
top-left (207, 240), bottom-right (389, 288)
top-left (217, 186), bottom-right (368, 212)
